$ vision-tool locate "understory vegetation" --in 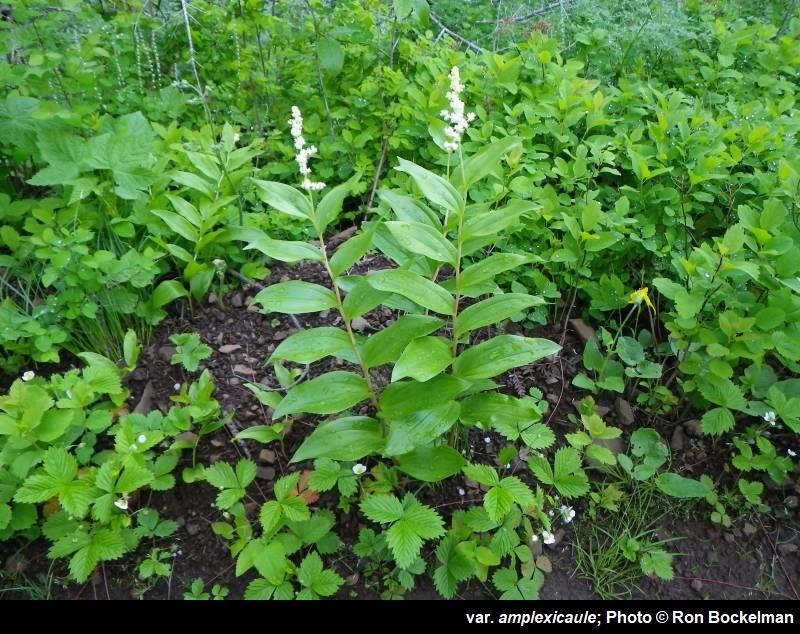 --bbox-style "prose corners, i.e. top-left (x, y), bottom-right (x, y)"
top-left (1, 0), bottom-right (798, 601)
